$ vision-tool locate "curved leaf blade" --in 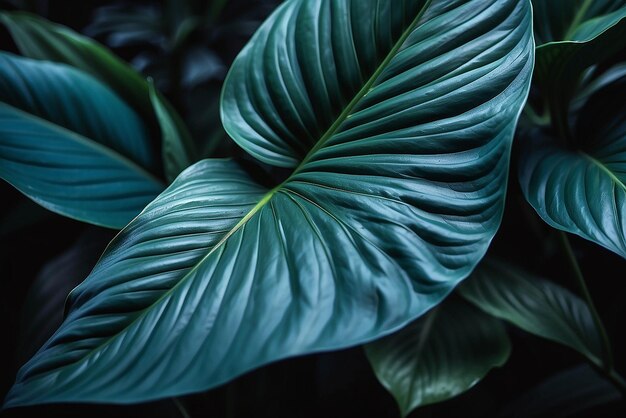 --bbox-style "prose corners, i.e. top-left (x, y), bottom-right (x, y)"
top-left (458, 258), bottom-right (605, 367)
top-left (532, 1), bottom-right (626, 137)
top-left (0, 11), bottom-right (196, 173)
top-left (532, 0), bottom-right (625, 45)
top-left (365, 299), bottom-right (511, 417)
top-left (149, 83), bottom-right (196, 182)
top-left (0, 11), bottom-right (152, 117)
top-left (0, 52), bottom-right (164, 228)
top-left (5, 0), bottom-right (533, 407)
top-left (222, 0), bottom-right (533, 168)
top-left (519, 78), bottom-right (626, 259)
